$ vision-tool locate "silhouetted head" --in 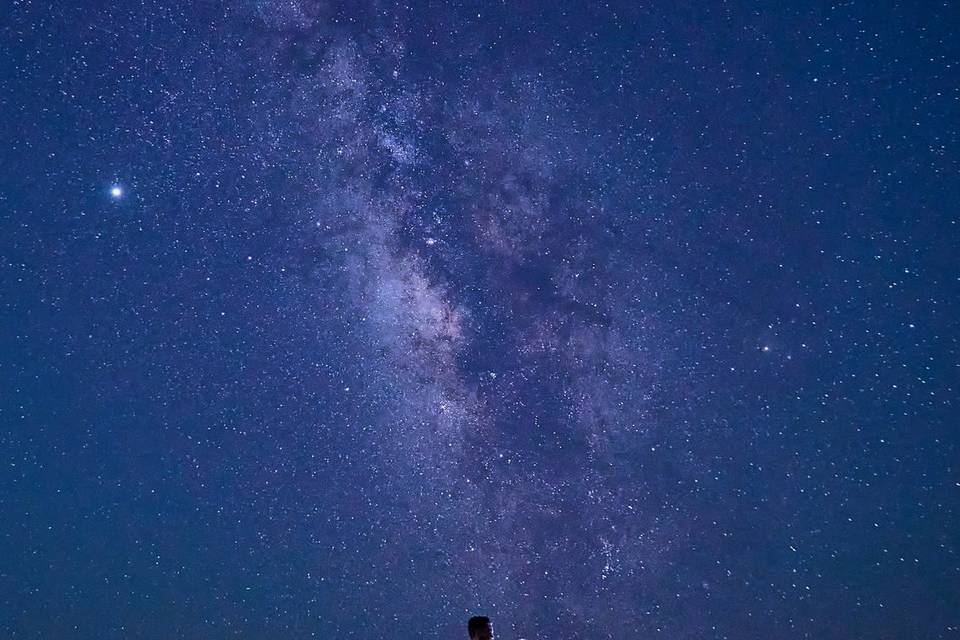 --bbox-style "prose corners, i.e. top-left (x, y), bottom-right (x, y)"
top-left (468, 615), bottom-right (493, 640)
